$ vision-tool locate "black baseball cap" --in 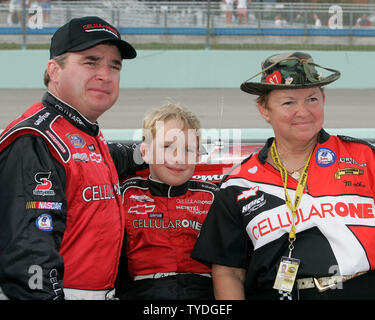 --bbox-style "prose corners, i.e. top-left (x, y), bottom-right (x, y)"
top-left (50, 16), bottom-right (136, 59)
